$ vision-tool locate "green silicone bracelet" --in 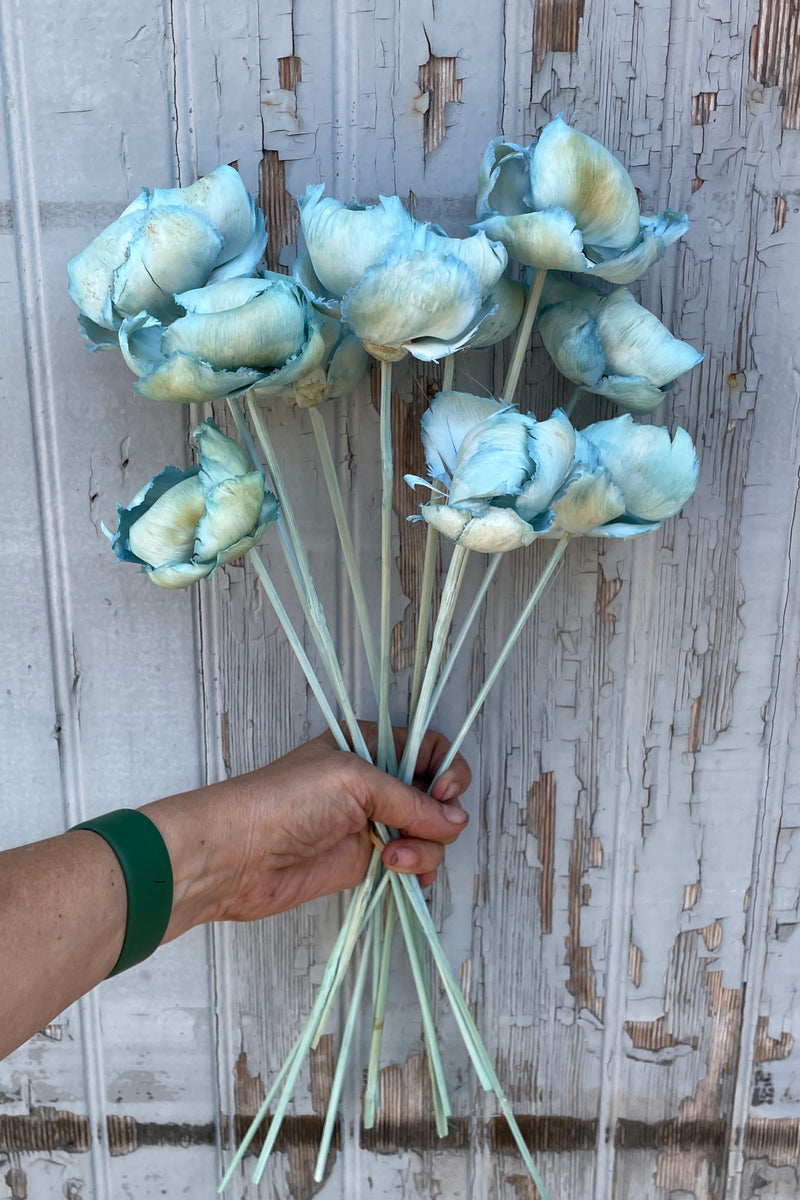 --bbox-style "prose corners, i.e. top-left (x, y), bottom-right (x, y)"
top-left (71, 809), bottom-right (173, 977)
